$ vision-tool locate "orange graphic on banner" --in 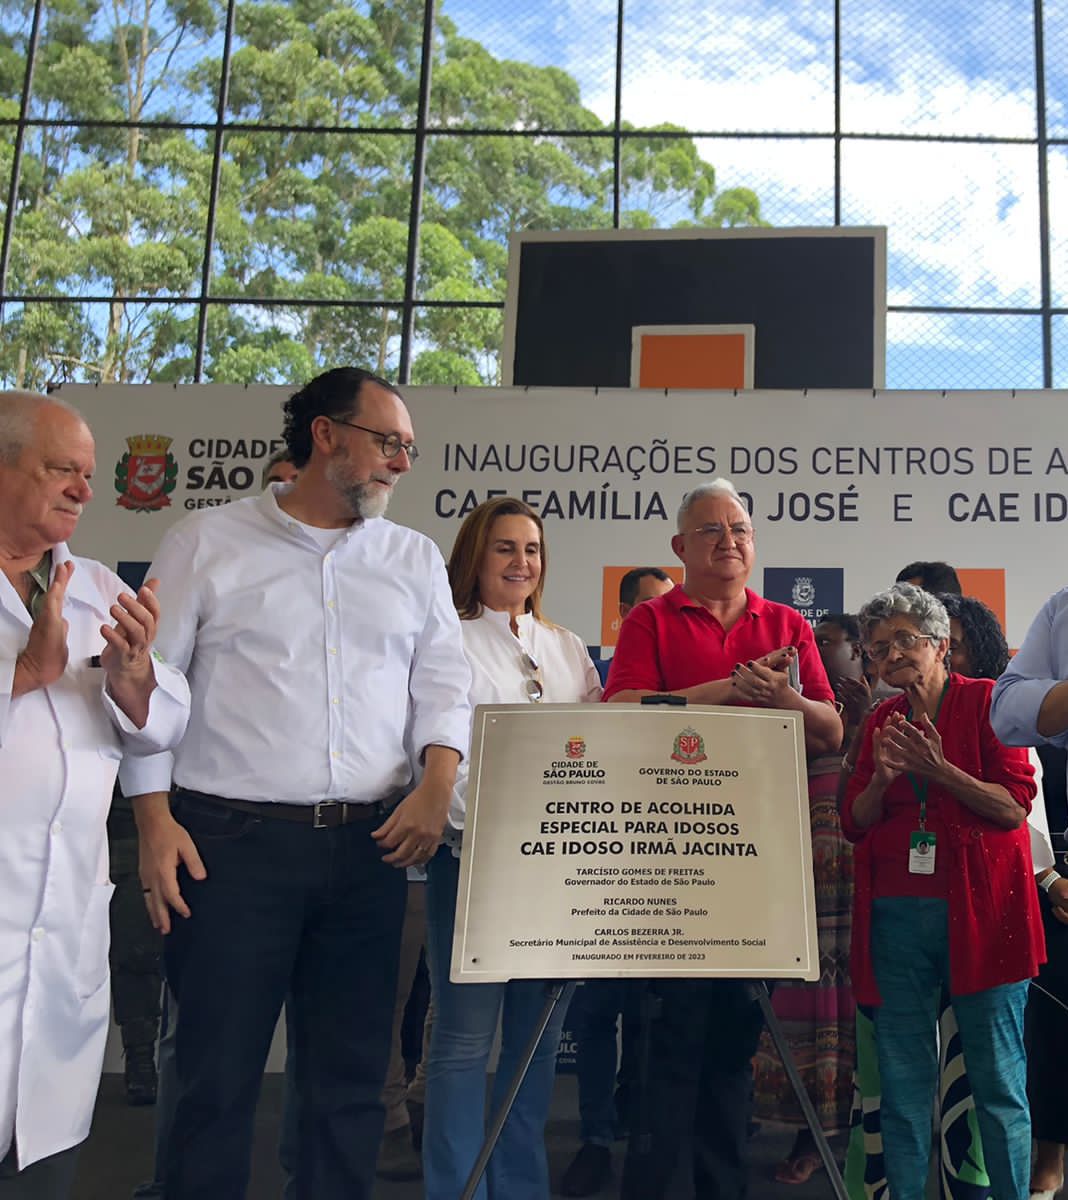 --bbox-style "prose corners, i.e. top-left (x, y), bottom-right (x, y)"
top-left (638, 333), bottom-right (747, 389)
top-left (957, 568), bottom-right (1007, 634)
top-left (600, 565), bottom-right (684, 647)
